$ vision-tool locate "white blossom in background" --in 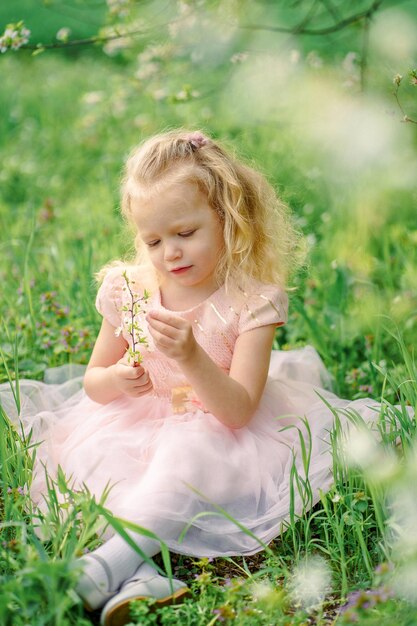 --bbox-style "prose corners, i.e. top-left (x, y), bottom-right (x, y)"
top-left (342, 52), bottom-right (358, 74)
top-left (289, 49), bottom-right (301, 64)
top-left (103, 36), bottom-right (130, 56)
top-left (82, 91), bottom-right (104, 105)
top-left (135, 62), bottom-right (159, 81)
top-left (230, 52), bottom-right (248, 64)
top-left (151, 89), bottom-right (167, 102)
top-left (388, 485), bottom-right (417, 557)
top-left (0, 21), bottom-right (30, 53)
top-left (56, 27), bottom-right (71, 42)
top-left (387, 444), bottom-right (417, 558)
top-left (288, 555), bottom-right (332, 609)
top-left (391, 562), bottom-right (417, 604)
top-left (343, 425), bottom-right (379, 468)
top-left (371, 8), bottom-right (417, 62)
top-left (250, 580), bottom-right (275, 602)
top-left (342, 424), bottom-right (398, 484)
top-left (107, 0), bottom-right (131, 19)
top-left (306, 50), bottom-right (323, 69)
